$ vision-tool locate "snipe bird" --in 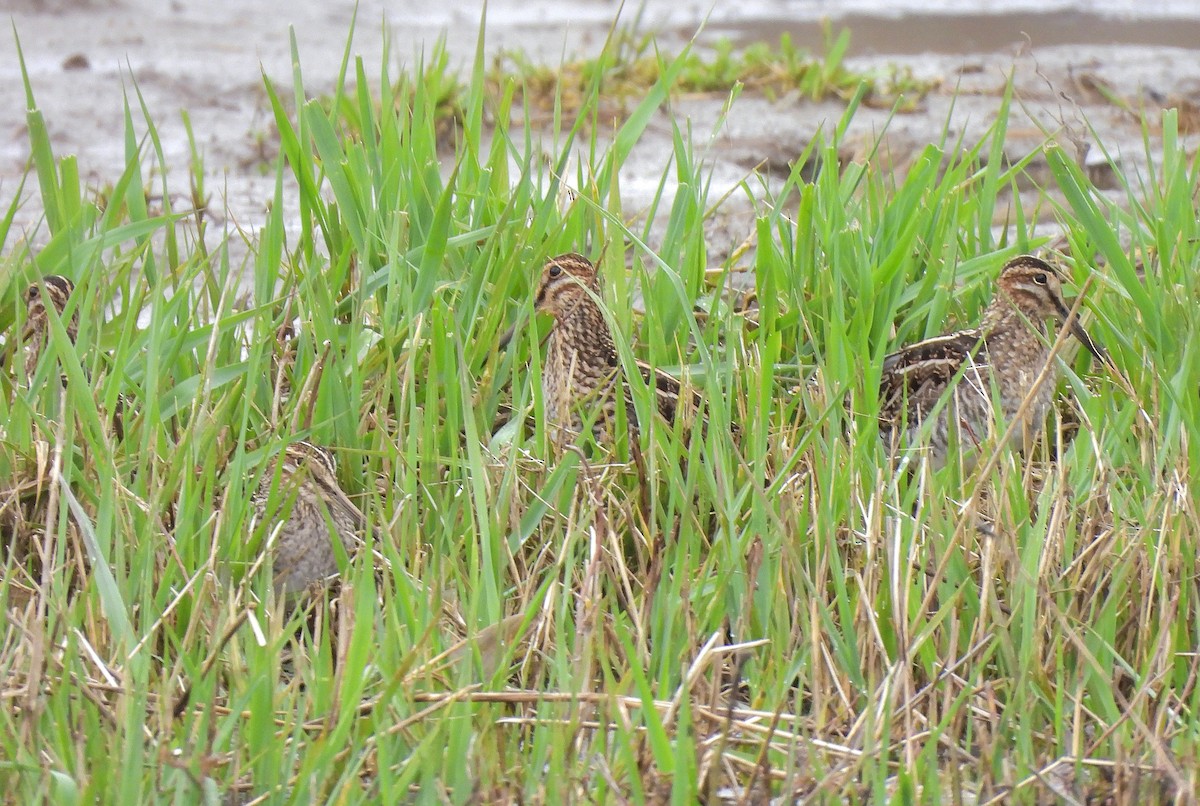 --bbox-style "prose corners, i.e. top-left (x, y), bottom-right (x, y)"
top-left (878, 255), bottom-right (1106, 465)
top-left (499, 253), bottom-right (704, 445)
top-left (14, 274), bottom-right (130, 440)
top-left (252, 441), bottom-right (367, 596)
top-left (19, 275), bottom-right (78, 376)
